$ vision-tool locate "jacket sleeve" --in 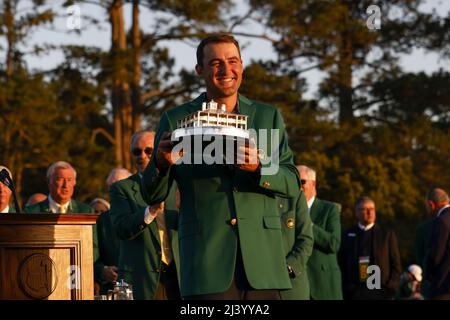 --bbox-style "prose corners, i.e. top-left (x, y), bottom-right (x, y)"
top-left (386, 230), bottom-right (402, 292)
top-left (286, 192), bottom-right (314, 277)
top-left (142, 111), bottom-right (176, 205)
top-left (426, 217), bottom-right (449, 281)
top-left (313, 203), bottom-right (341, 254)
top-left (109, 182), bottom-right (148, 241)
top-left (92, 219), bottom-right (104, 282)
top-left (255, 108), bottom-right (300, 198)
